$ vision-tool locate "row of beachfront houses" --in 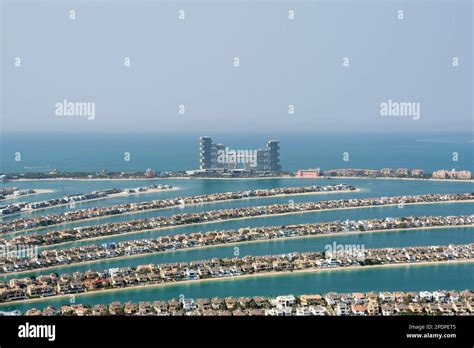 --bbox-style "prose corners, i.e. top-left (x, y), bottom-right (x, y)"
top-left (2, 192), bottom-right (472, 248)
top-left (1, 215), bottom-right (472, 274)
top-left (0, 187), bottom-right (21, 197)
top-left (317, 168), bottom-right (472, 180)
top-left (9, 289), bottom-right (474, 316)
top-left (0, 185), bottom-right (174, 217)
top-left (0, 188), bottom-right (117, 216)
top-left (0, 184), bottom-right (355, 233)
top-left (1, 244), bottom-right (473, 304)
top-left (0, 188), bottom-right (36, 200)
